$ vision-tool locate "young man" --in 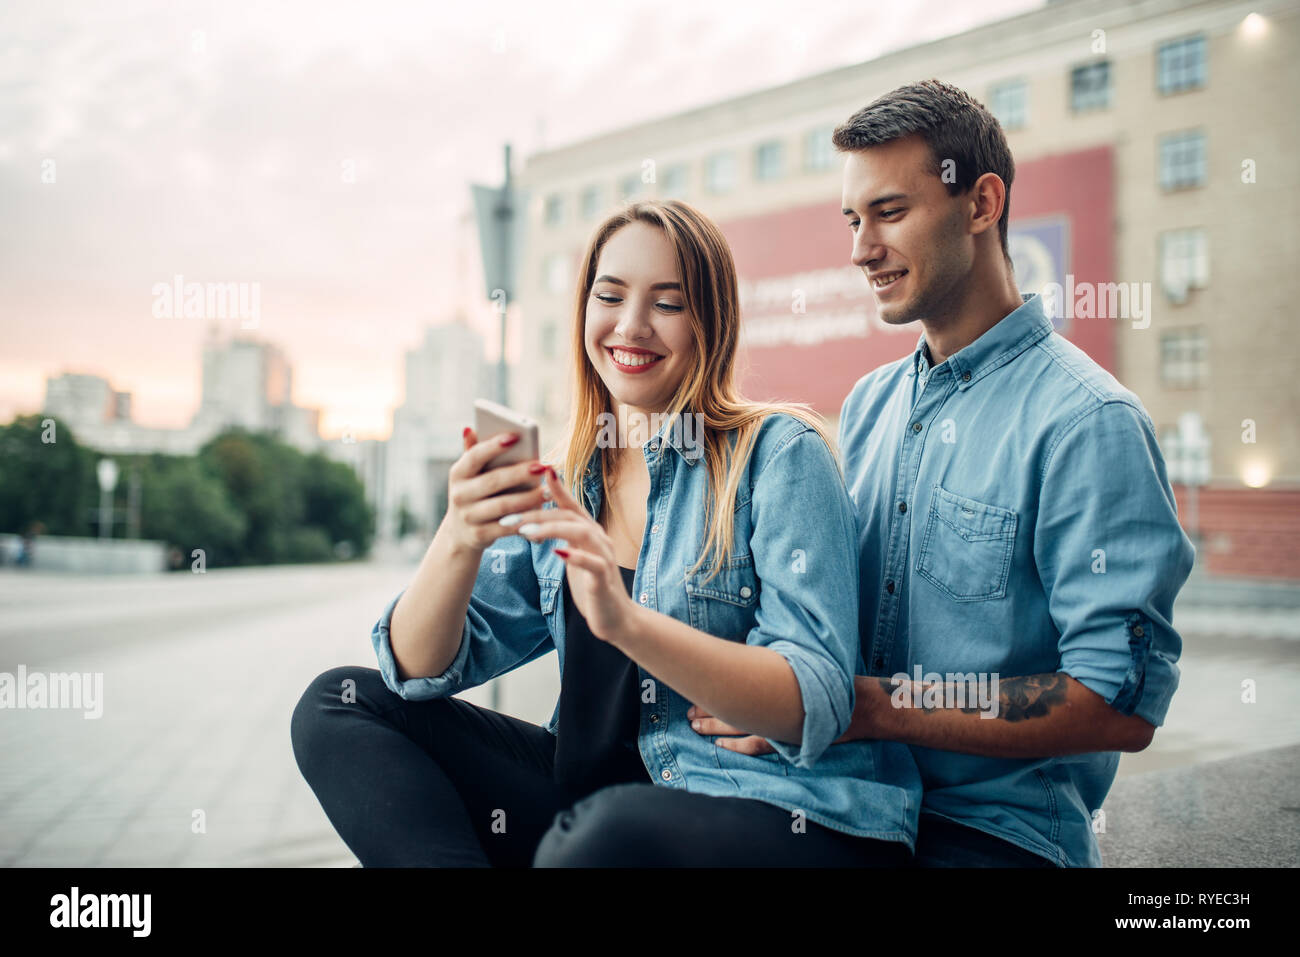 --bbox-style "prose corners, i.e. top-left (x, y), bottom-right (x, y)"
top-left (689, 79), bottom-right (1195, 867)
